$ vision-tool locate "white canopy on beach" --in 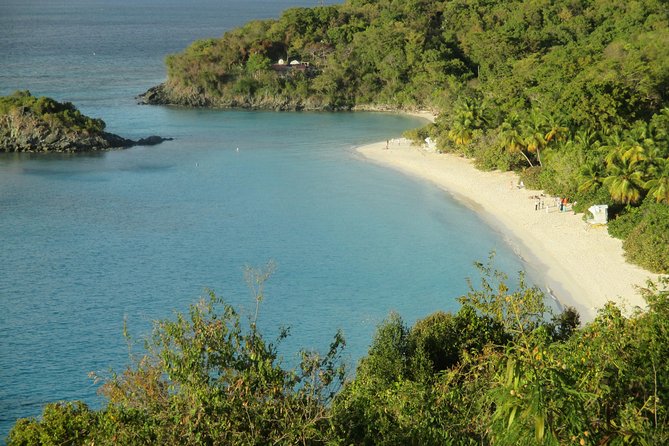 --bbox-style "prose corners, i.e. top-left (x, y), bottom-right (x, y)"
top-left (587, 205), bottom-right (608, 225)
